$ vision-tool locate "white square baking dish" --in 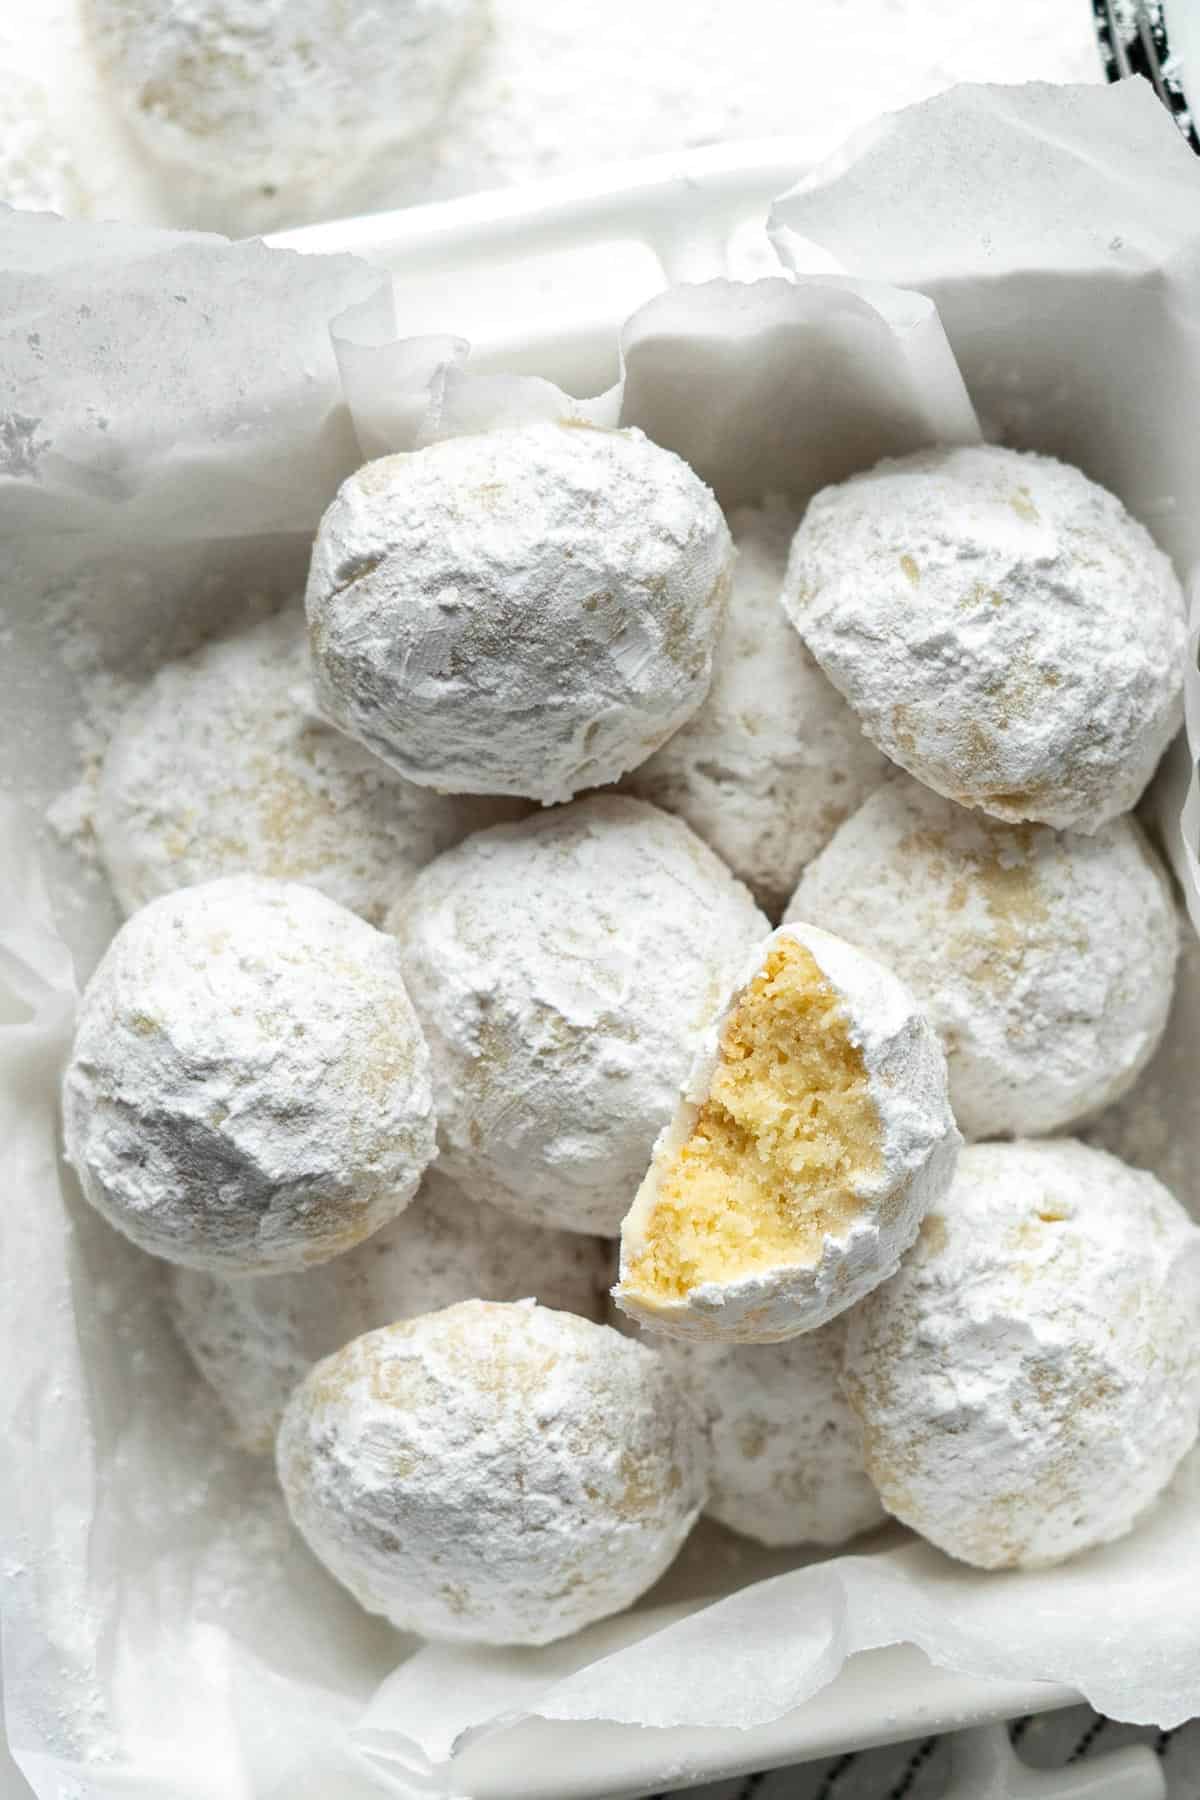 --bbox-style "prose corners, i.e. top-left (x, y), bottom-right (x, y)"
top-left (5, 101), bottom-right (1197, 1800)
